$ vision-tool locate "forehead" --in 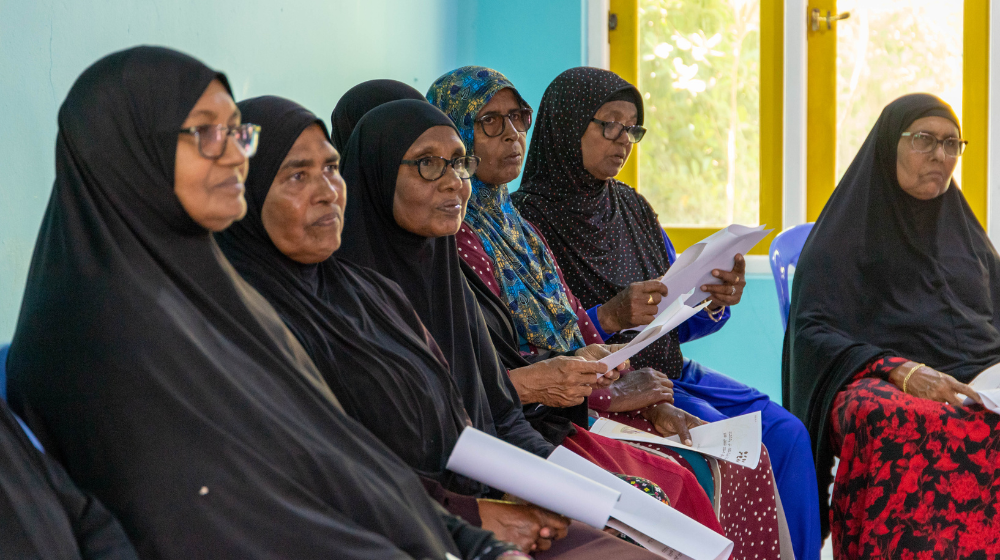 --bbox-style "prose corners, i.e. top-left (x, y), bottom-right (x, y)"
top-left (405, 125), bottom-right (465, 155)
top-left (594, 100), bottom-right (637, 121)
top-left (285, 124), bottom-right (336, 159)
top-left (479, 88), bottom-right (520, 115)
top-left (904, 116), bottom-right (959, 136)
